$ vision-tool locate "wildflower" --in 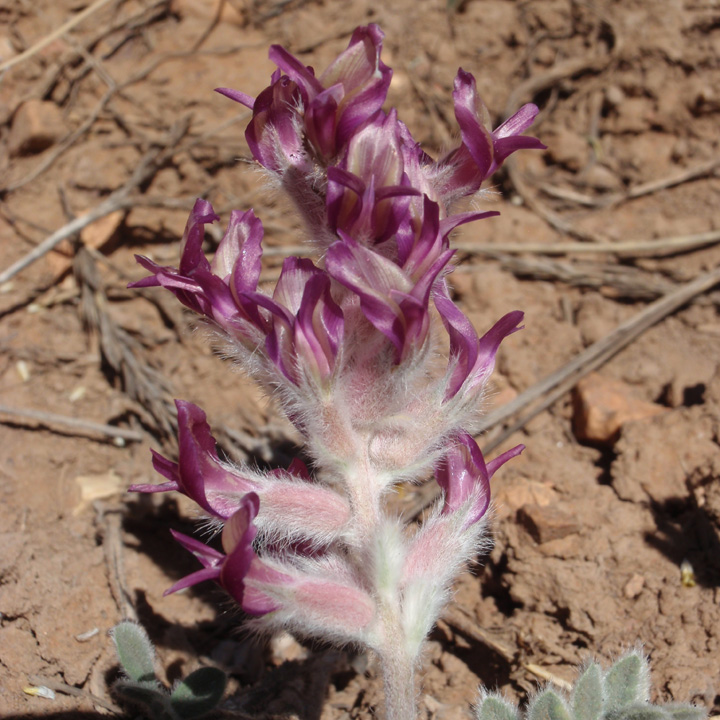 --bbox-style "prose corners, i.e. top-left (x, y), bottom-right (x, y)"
top-left (131, 24), bottom-right (543, 720)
